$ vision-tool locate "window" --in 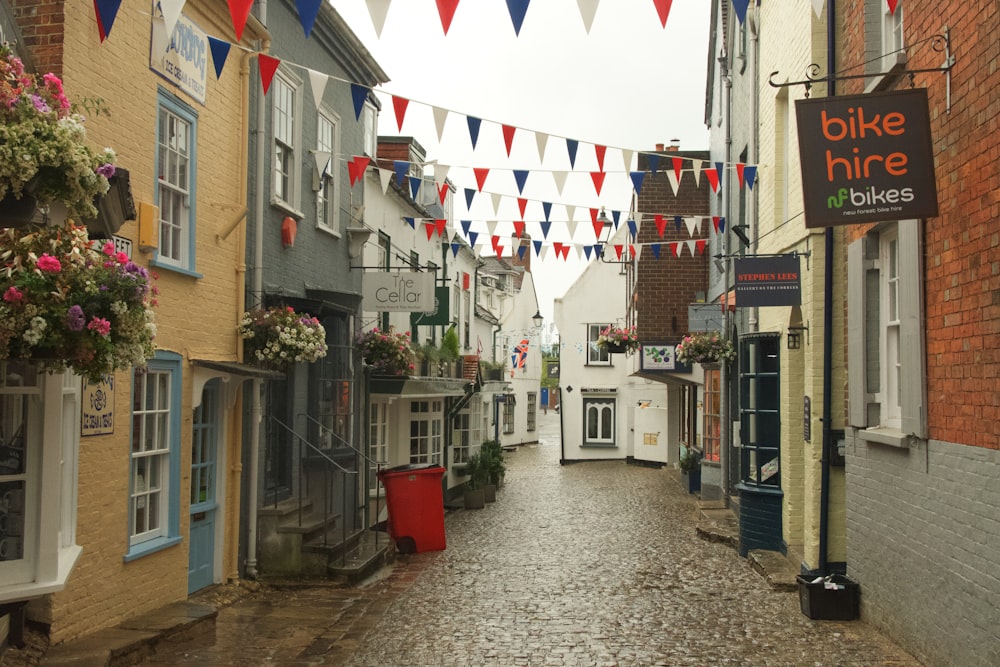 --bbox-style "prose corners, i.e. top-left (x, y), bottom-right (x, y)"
top-left (316, 109), bottom-right (340, 234)
top-left (703, 369), bottom-right (721, 463)
top-left (864, 0), bottom-right (905, 91)
top-left (526, 392), bottom-right (537, 432)
top-left (128, 353), bottom-right (182, 558)
top-left (452, 399), bottom-right (481, 465)
top-left (739, 334), bottom-right (780, 487)
top-left (369, 399), bottom-right (388, 492)
top-left (155, 91), bottom-right (197, 272)
top-left (583, 397), bottom-right (615, 447)
top-left (315, 313), bottom-right (352, 450)
top-left (502, 396), bottom-right (515, 434)
top-left (847, 220), bottom-right (926, 443)
top-left (409, 400), bottom-right (442, 464)
top-left (361, 101), bottom-right (377, 157)
top-left (587, 324), bottom-right (611, 365)
top-left (378, 232), bottom-right (391, 331)
top-left (272, 71), bottom-right (301, 210)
